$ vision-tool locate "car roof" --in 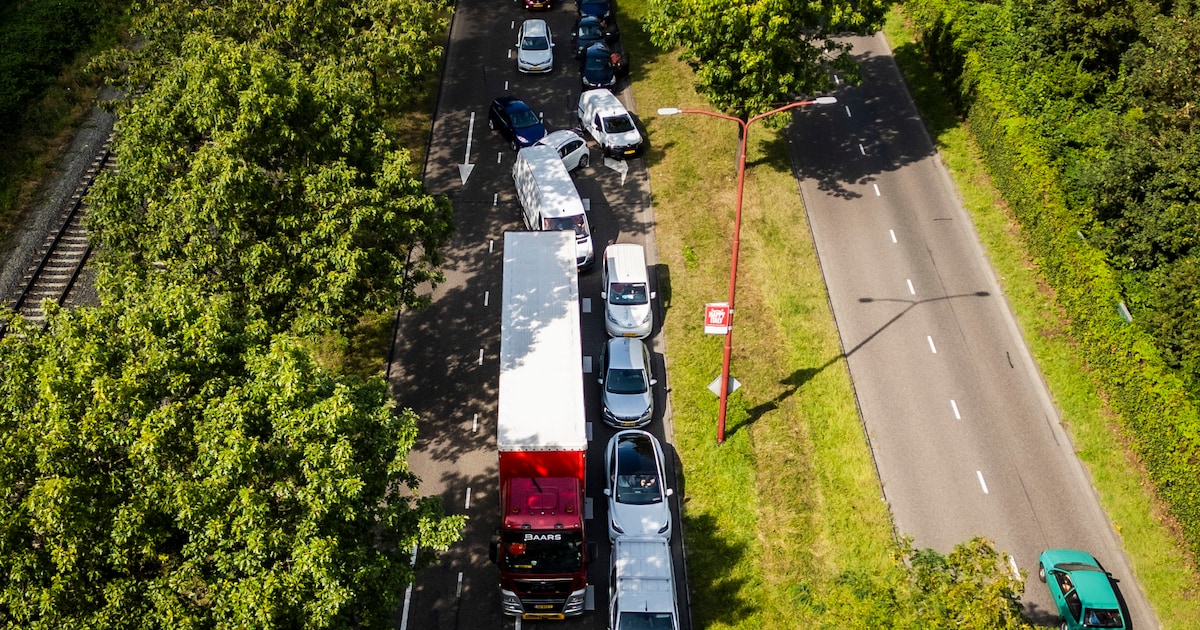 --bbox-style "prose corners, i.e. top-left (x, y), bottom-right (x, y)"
top-left (522, 18), bottom-right (548, 36)
top-left (612, 431), bottom-right (659, 473)
top-left (1070, 571), bottom-right (1121, 609)
top-left (606, 243), bottom-right (647, 281)
top-left (539, 129), bottom-right (584, 147)
top-left (606, 337), bottom-right (648, 370)
top-left (577, 15), bottom-right (603, 27)
top-left (584, 43), bottom-right (611, 57)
